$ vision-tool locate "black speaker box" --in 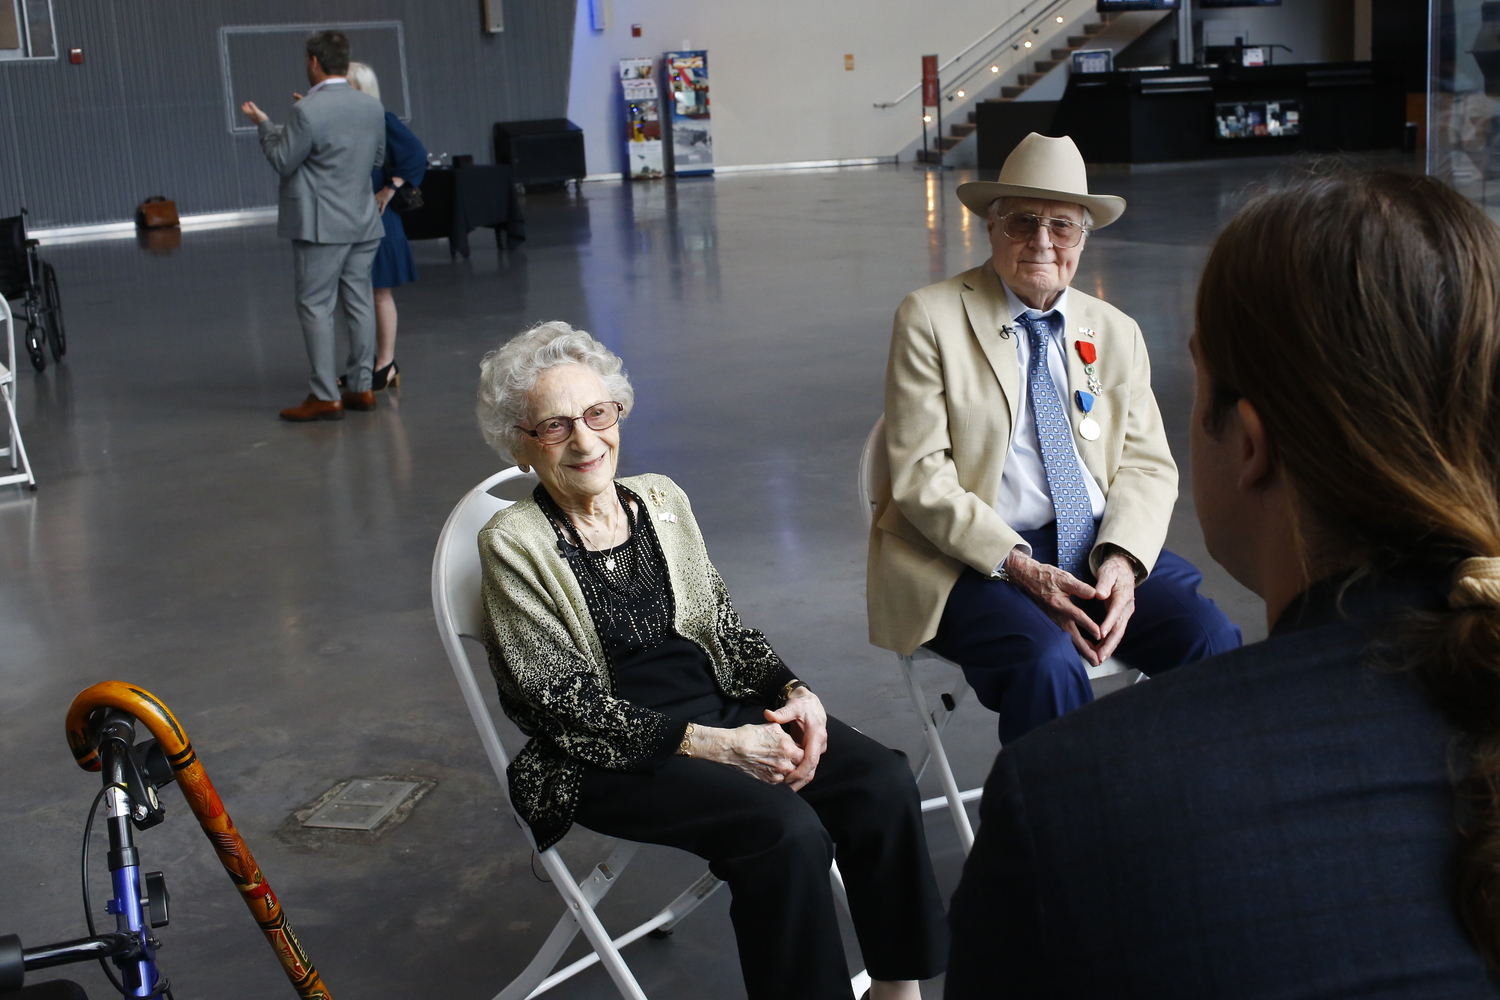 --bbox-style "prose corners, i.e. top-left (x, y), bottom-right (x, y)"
top-left (493, 119), bottom-right (587, 188)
